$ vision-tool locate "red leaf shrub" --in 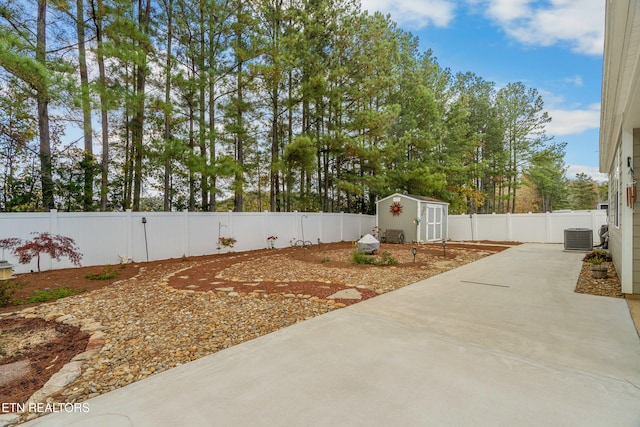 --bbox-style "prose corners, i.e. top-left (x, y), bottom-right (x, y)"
top-left (14, 232), bottom-right (83, 272)
top-left (0, 238), bottom-right (22, 260)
